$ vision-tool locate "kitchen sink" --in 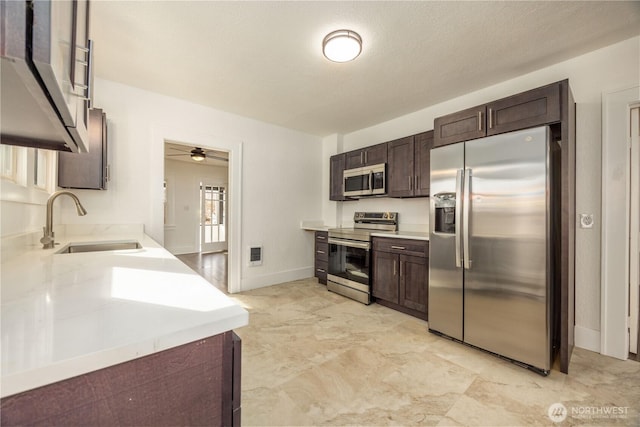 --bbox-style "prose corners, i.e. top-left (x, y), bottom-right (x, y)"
top-left (56, 240), bottom-right (142, 254)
